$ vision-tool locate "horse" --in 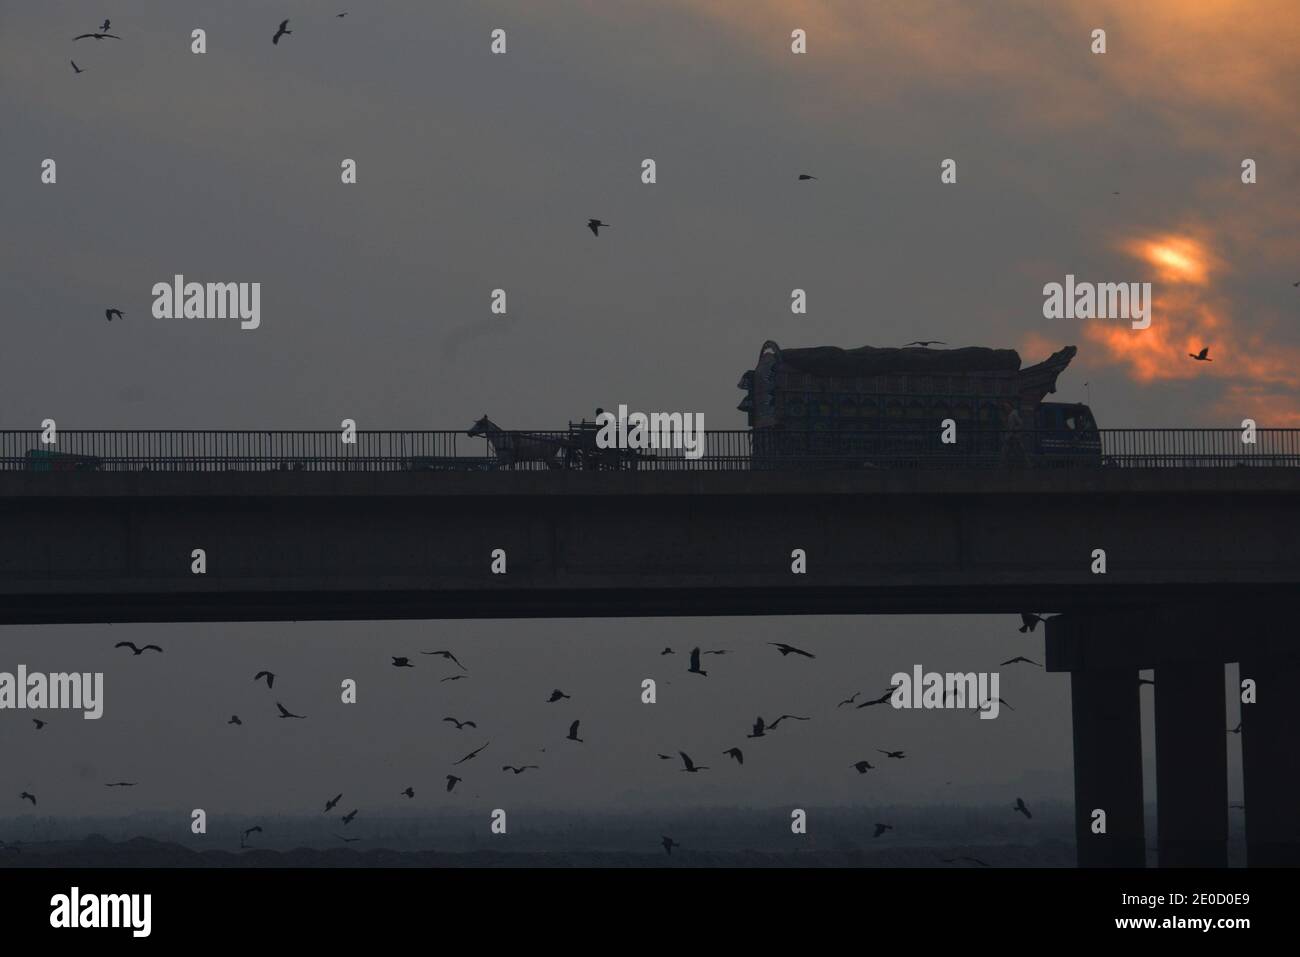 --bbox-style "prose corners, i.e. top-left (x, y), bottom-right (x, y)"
top-left (467, 415), bottom-right (564, 469)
